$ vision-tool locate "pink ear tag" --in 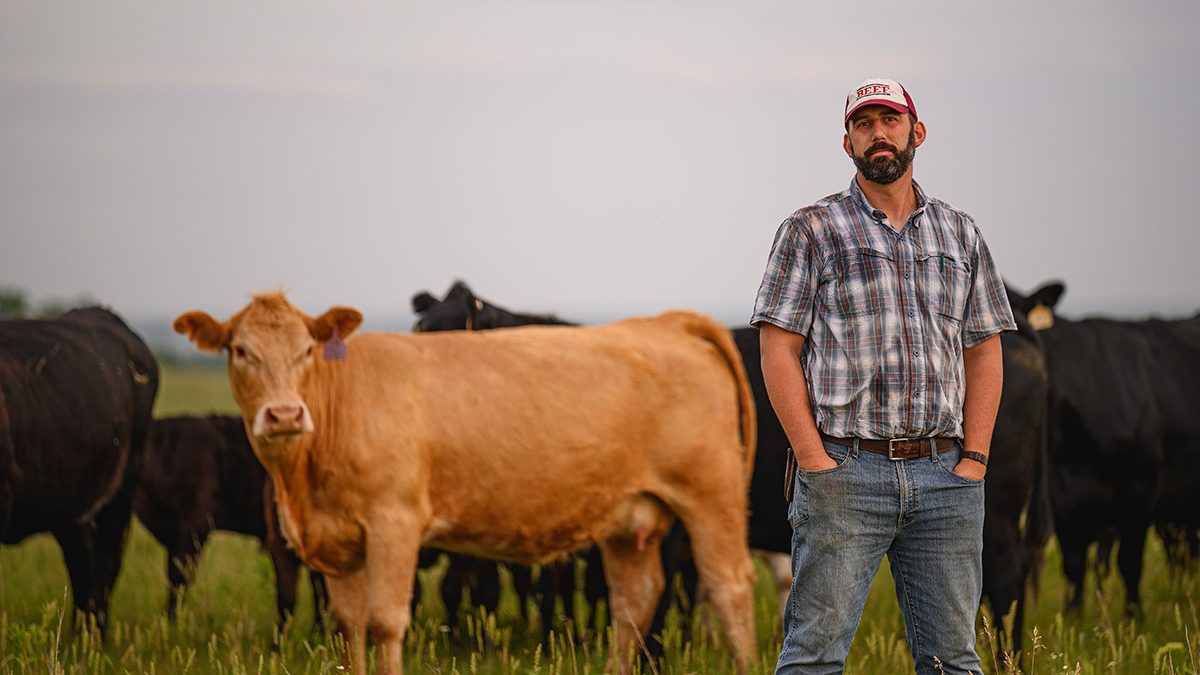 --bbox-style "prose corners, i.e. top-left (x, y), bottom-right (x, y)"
top-left (323, 327), bottom-right (348, 361)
